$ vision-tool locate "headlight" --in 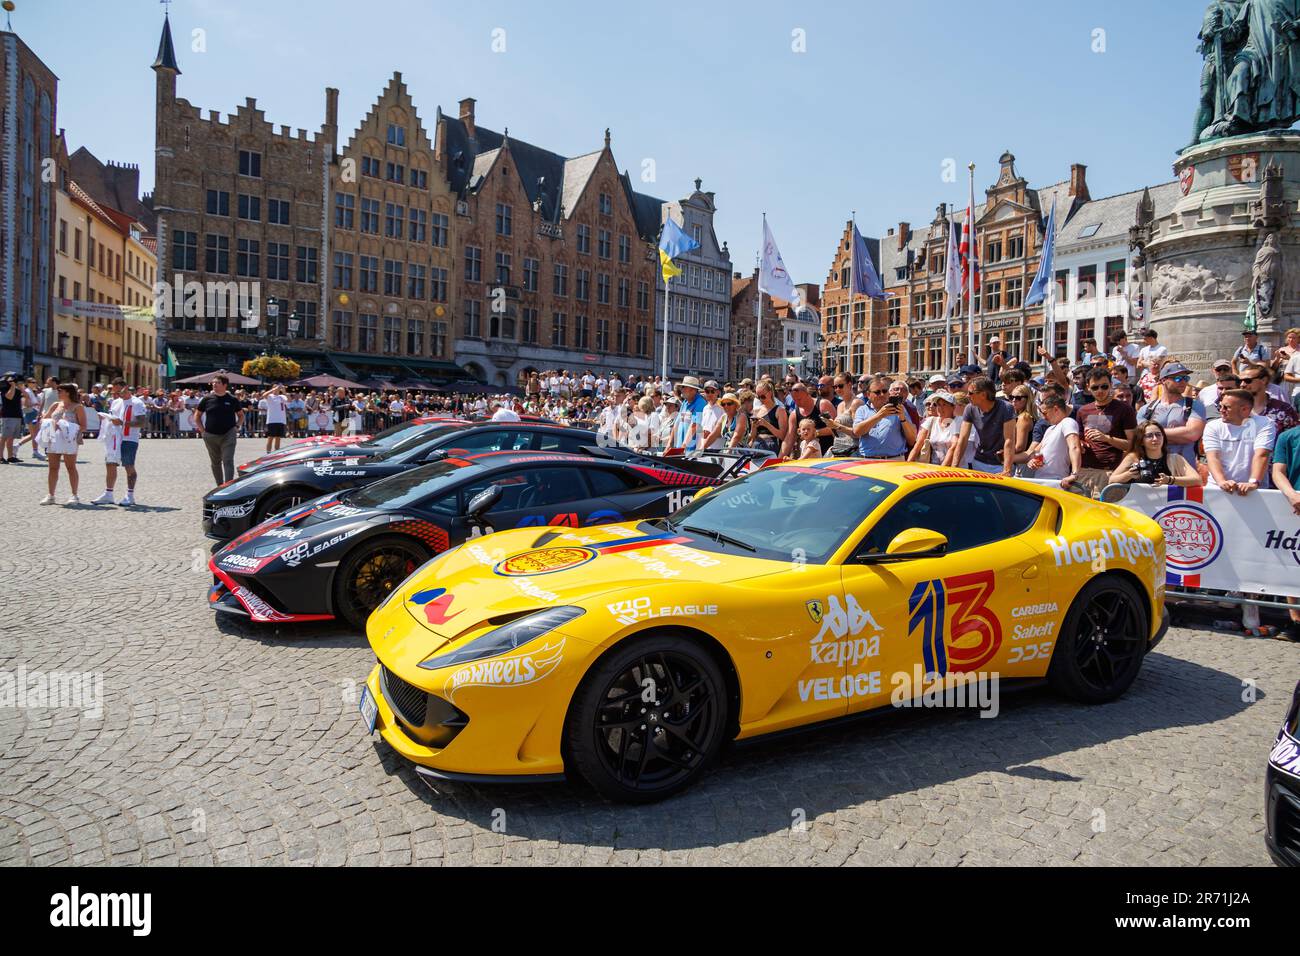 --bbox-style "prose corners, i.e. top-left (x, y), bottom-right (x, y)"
top-left (418, 606), bottom-right (584, 670)
top-left (252, 543), bottom-right (284, 558)
top-left (212, 478), bottom-right (257, 499)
